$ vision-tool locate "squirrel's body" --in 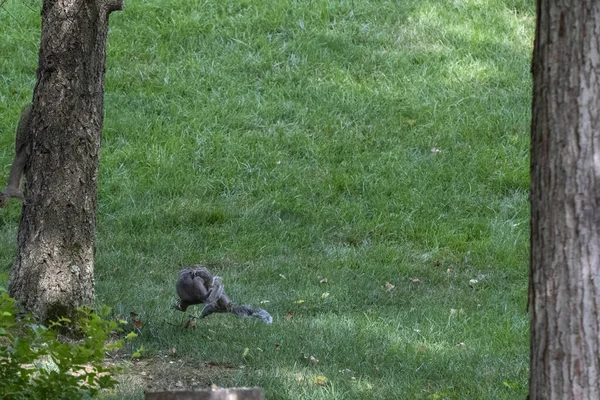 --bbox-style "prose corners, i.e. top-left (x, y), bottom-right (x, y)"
top-left (175, 265), bottom-right (272, 324)
top-left (0, 104), bottom-right (32, 207)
